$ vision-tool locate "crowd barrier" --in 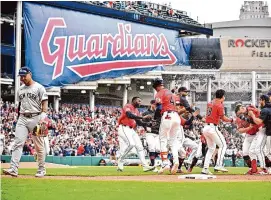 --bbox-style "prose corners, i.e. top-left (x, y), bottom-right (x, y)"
top-left (1, 155), bottom-right (245, 167)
